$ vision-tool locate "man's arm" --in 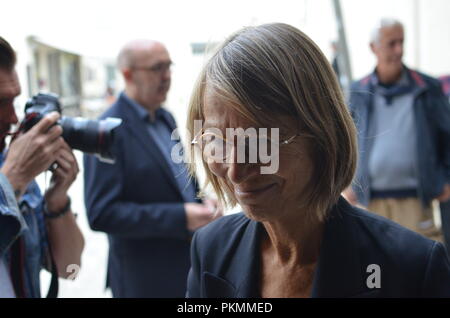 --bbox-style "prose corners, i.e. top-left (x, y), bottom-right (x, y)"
top-left (84, 151), bottom-right (187, 240)
top-left (83, 150), bottom-right (219, 240)
top-left (429, 83), bottom-right (450, 201)
top-left (0, 112), bottom-right (64, 198)
top-left (44, 142), bottom-right (84, 279)
top-left (0, 112), bottom-right (64, 258)
top-left (0, 113), bottom-right (84, 278)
